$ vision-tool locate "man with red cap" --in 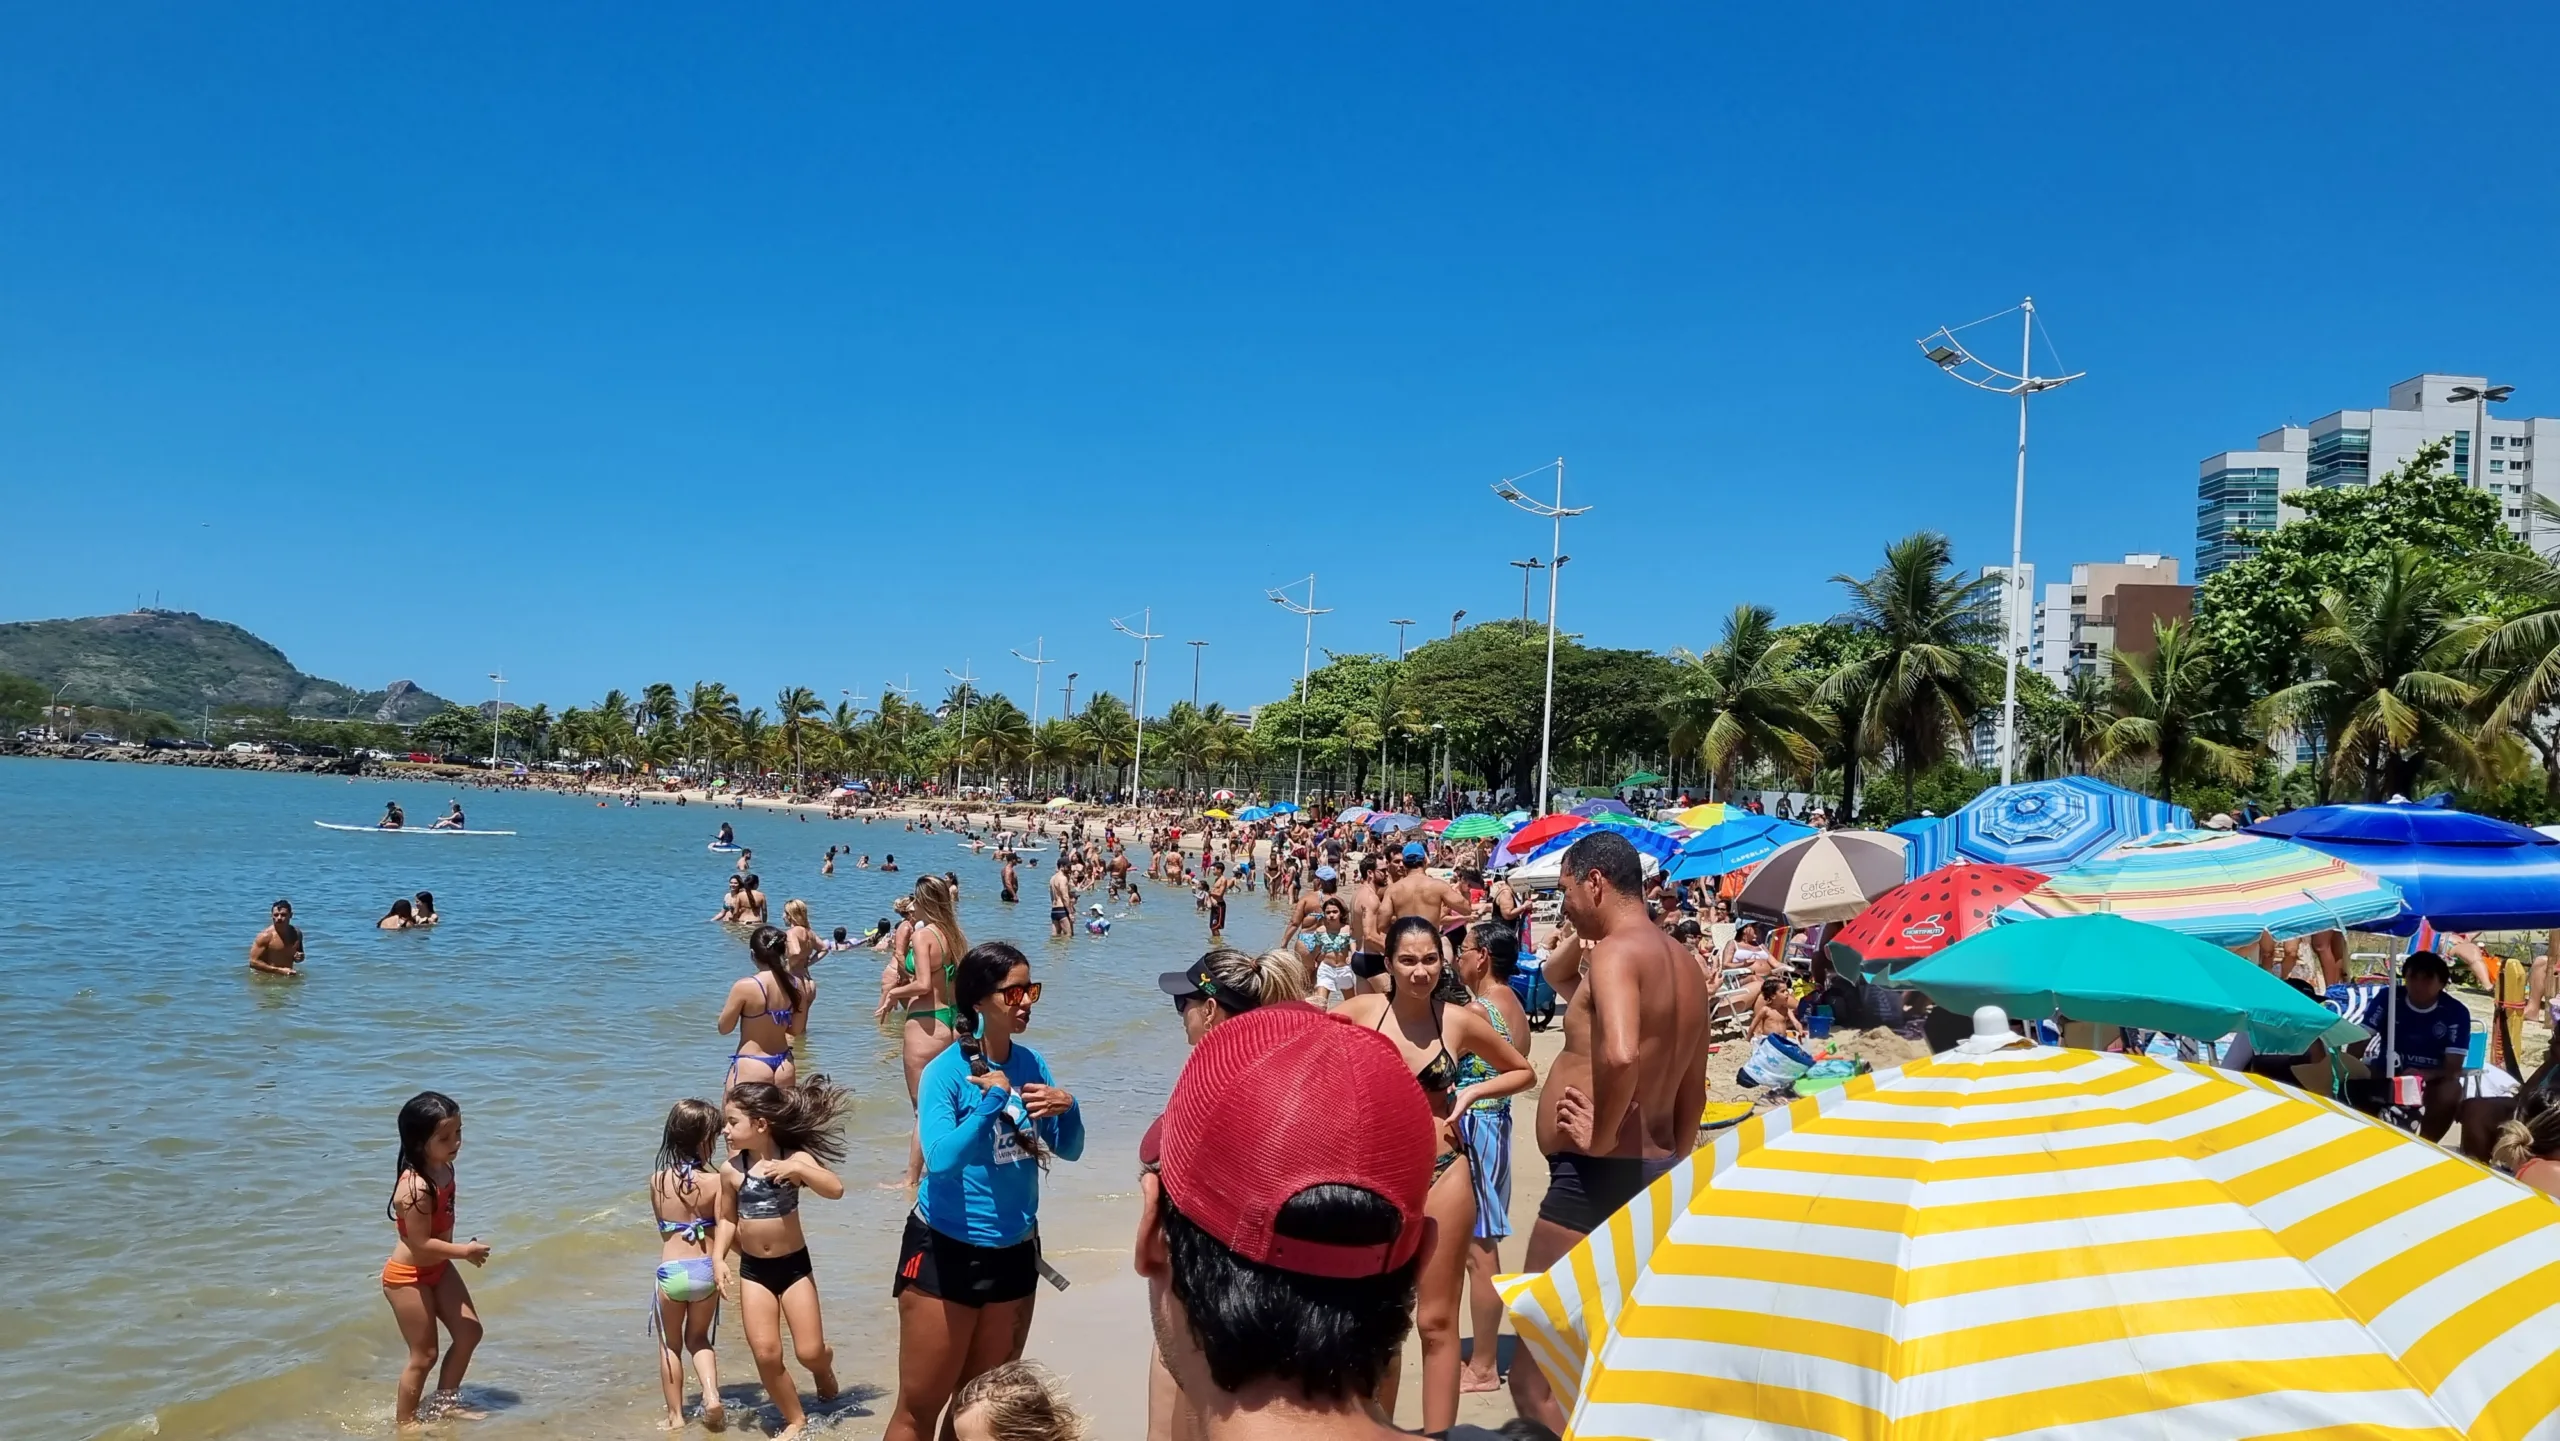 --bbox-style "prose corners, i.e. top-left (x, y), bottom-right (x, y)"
top-left (1137, 1002), bottom-right (1436, 1441)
